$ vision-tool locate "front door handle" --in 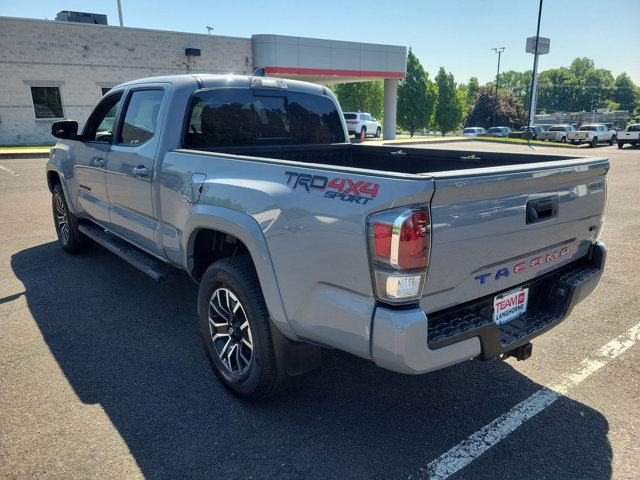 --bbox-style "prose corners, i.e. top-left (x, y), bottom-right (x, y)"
top-left (93, 158), bottom-right (105, 168)
top-left (132, 166), bottom-right (149, 177)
